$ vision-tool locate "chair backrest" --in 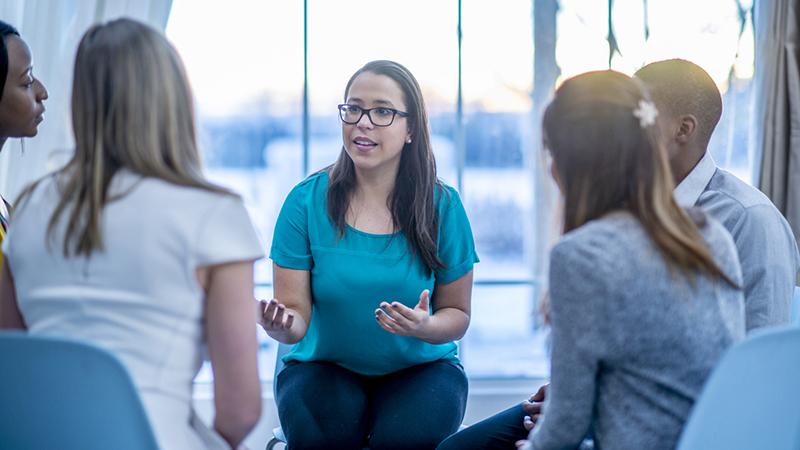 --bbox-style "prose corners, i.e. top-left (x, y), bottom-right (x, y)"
top-left (676, 326), bottom-right (800, 450)
top-left (0, 332), bottom-right (160, 450)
